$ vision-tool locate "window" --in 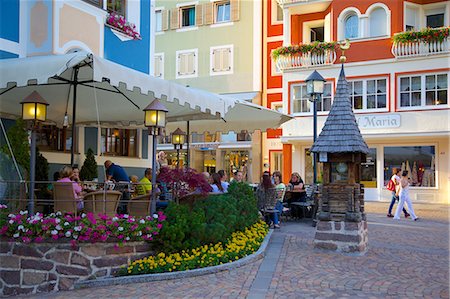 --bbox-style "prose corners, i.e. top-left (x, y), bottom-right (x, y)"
top-left (101, 128), bottom-right (137, 157)
top-left (176, 49), bottom-right (198, 78)
top-left (405, 6), bottom-right (419, 31)
top-left (400, 73), bottom-right (448, 108)
top-left (384, 146), bottom-right (436, 188)
top-left (345, 14), bottom-right (358, 39)
top-left (310, 27), bottom-right (324, 42)
top-left (361, 148), bottom-right (377, 188)
top-left (216, 1), bottom-right (230, 23)
top-left (427, 13), bottom-right (444, 28)
top-left (276, 3), bottom-right (283, 22)
top-left (349, 78), bottom-right (387, 111)
top-left (292, 83), bottom-right (332, 114)
top-left (107, 0), bottom-right (125, 16)
top-left (36, 125), bottom-right (72, 152)
top-left (210, 45), bottom-right (233, 75)
top-left (153, 53), bottom-right (164, 78)
top-left (155, 10), bottom-right (162, 32)
top-left (304, 148), bottom-right (323, 184)
top-left (181, 6), bottom-right (195, 27)
top-left (270, 151), bottom-right (283, 175)
top-left (369, 7), bottom-right (387, 37)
